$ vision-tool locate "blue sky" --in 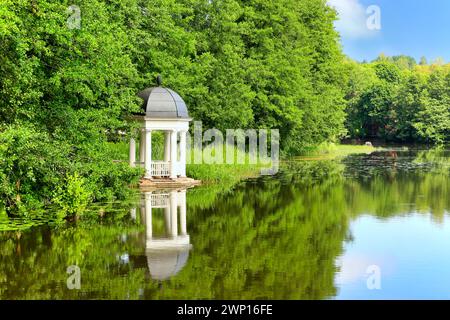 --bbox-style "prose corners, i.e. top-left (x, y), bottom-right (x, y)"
top-left (327, 0), bottom-right (450, 63)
